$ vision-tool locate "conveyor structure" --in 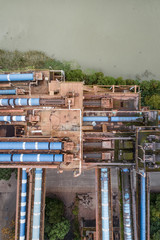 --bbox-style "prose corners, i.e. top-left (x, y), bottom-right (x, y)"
top-left (32, 168), bottom-right (42, 240)
top-left (101, 168), bottom-right (110, 240)
top-left (140, 173), bottom-right (146, 240)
